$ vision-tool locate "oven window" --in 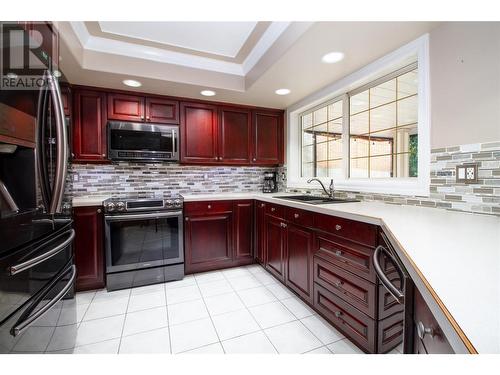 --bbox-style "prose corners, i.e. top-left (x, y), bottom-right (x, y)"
top-left (108, 217), bottom-right (180, 267)
top-left (110, 129), bottom-right (173, 152)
